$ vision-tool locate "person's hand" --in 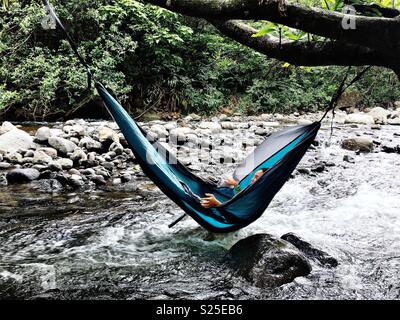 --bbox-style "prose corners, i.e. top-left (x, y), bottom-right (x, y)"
top-left (200, 193), bottom-right (221, 208)
top-left (224, 177), bottom-right (238, 187)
